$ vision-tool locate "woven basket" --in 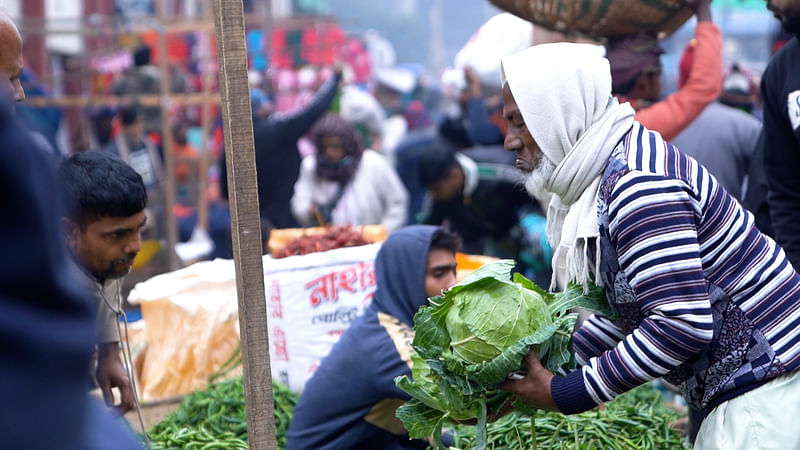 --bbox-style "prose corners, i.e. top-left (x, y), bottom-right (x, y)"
top-left (490, 0), bottom-right (694, 39)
